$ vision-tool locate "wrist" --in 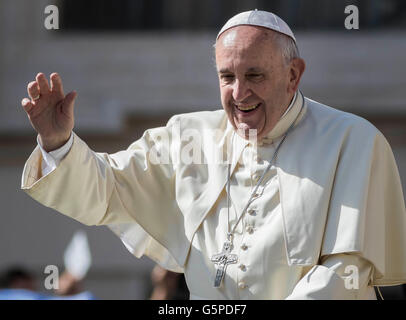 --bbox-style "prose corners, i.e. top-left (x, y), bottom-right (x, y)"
top-left (39, 133), bottom-right (71, 152)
